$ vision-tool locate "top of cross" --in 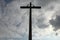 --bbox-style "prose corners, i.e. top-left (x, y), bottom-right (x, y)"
top-left (20, 2), bottom-right (41, 9)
